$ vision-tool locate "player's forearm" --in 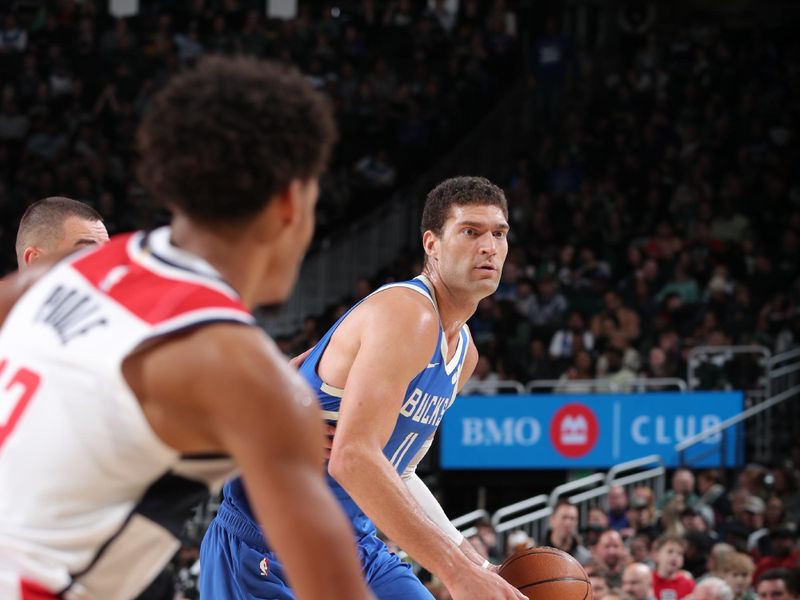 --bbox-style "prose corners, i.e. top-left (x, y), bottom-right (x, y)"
top-left (459, 536), bottom-right (491, 567)
top-left (328, 444), bottom-right (472, 587)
